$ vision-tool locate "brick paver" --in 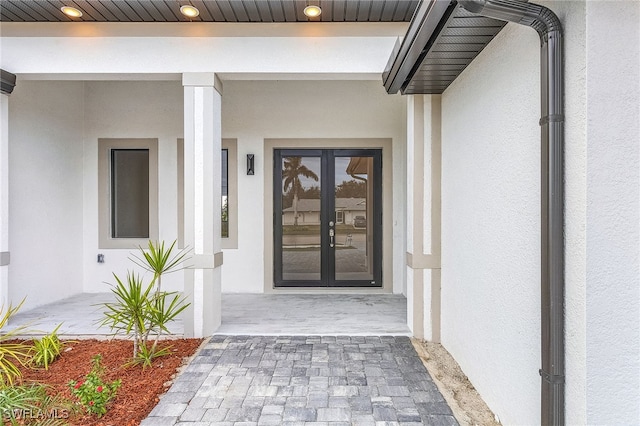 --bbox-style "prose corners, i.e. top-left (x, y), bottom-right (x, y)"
top-left (141, 336), bottom-right (458, 425)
